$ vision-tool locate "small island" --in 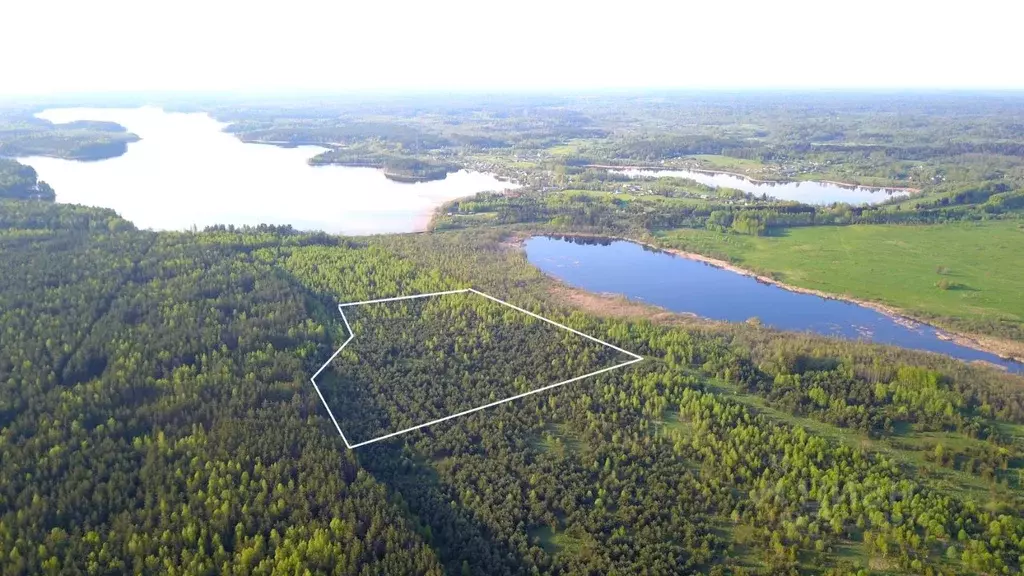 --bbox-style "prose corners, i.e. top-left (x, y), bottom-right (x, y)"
top-left (380, 156), bottom-right (454, 182)
top-left (308, 148), bottom-right (457, 183)
top-left (0, 112), bottom-right (140, 162)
